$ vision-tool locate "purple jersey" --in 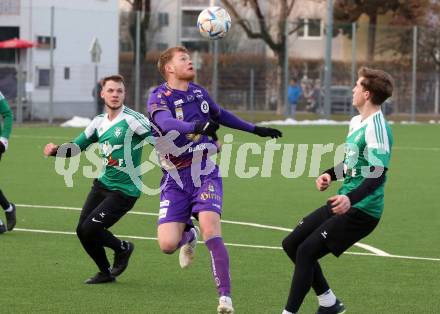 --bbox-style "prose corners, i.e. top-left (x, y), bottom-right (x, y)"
top-left (147, 83), bottom-right (220, 168)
